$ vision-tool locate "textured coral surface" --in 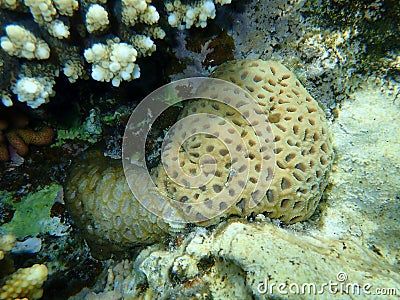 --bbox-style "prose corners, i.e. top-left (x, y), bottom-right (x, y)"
top-left (65, 151), bottom-right (173, 248)
top-left (66, 59), bottom-right (333, 249)
top-left (0, 263), bottom-right (48, 300)
top-left (156, 59), bottom-right (333, 224)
